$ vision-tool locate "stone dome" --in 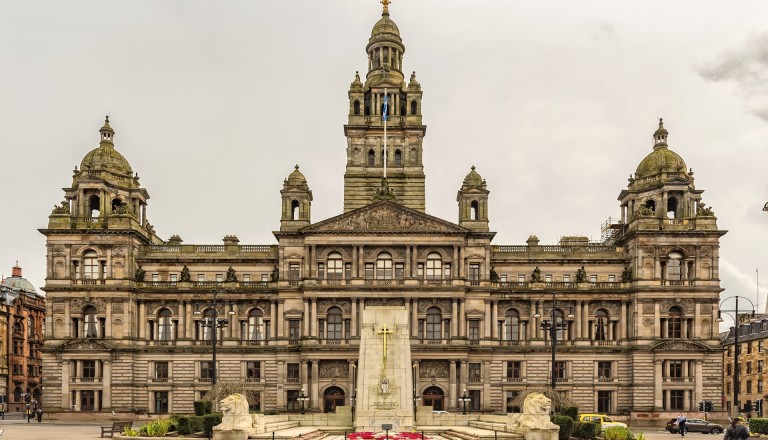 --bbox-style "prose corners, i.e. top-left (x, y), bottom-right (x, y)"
top-left (635, 147), bottom-right (687, 179)
top-left (80, 145), bottom-right (133, 176)
top-left (286, 165), bottom-right (307, 186)
top-left (463, 166), bottom-right (484, 187)
top-left (371, 13), bottom-right (400, 39)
